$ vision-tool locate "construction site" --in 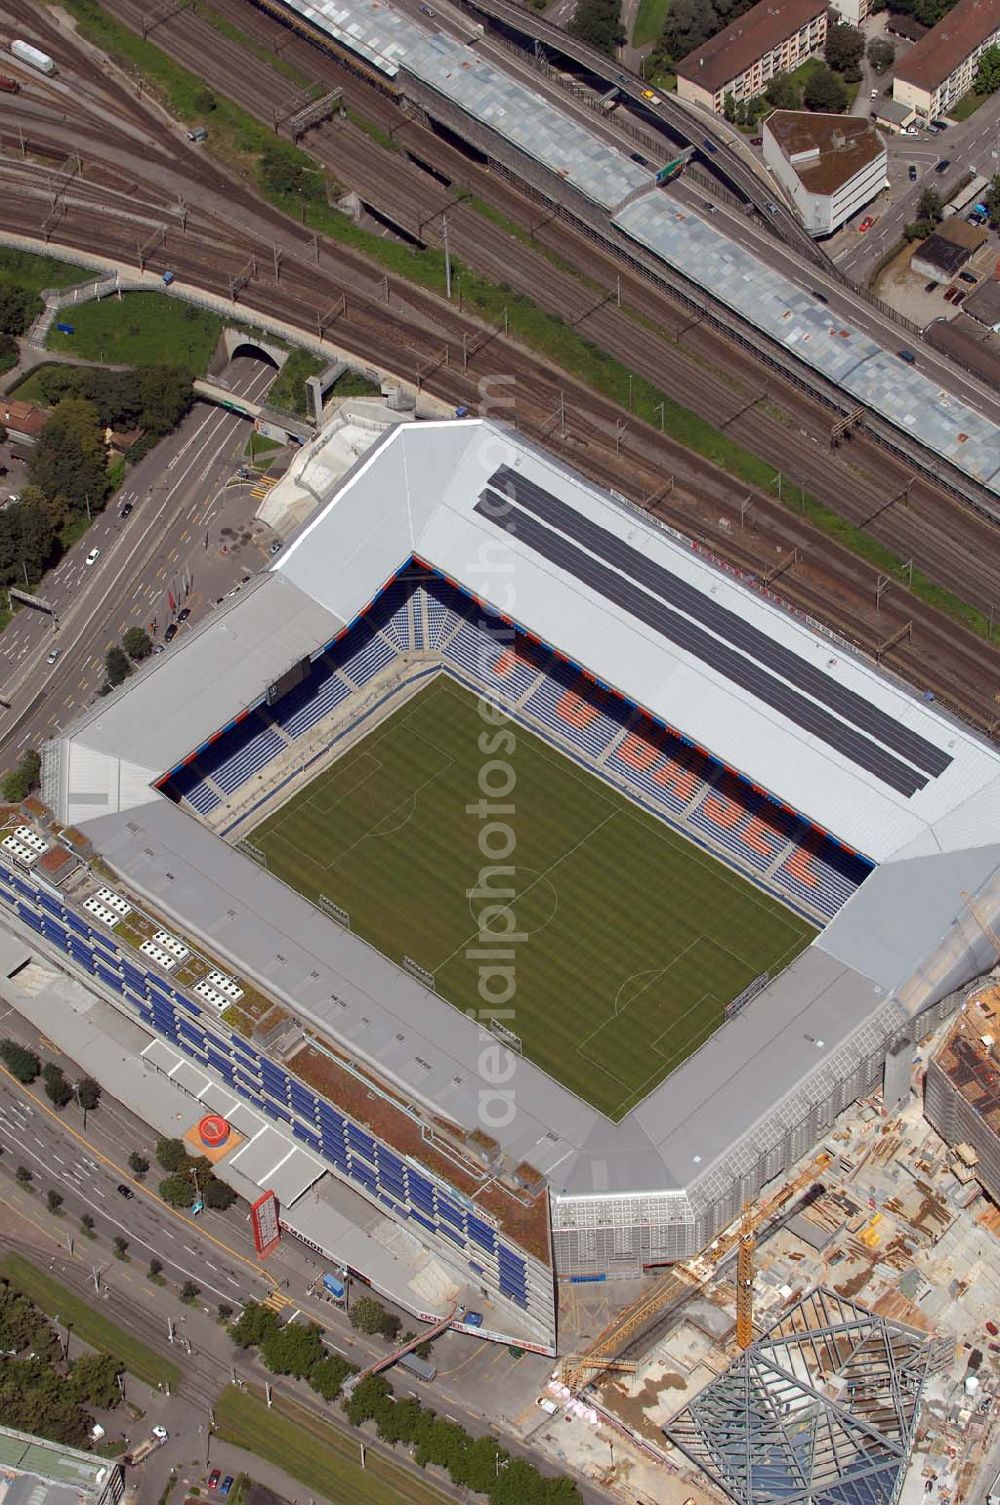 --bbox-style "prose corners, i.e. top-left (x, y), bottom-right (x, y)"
top-left (503, 969), bottom-right (1000, 1505)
